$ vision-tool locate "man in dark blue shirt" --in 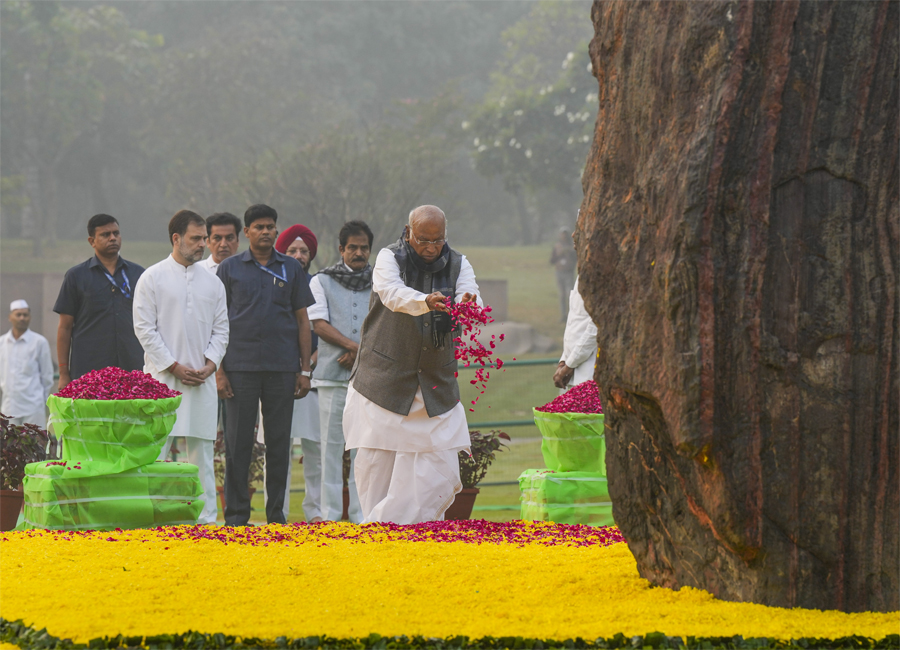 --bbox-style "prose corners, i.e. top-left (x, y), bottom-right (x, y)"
top-left (216, 204), bottom-right (315, 525)
top-left (54, 214), bottom-right (145, 389)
